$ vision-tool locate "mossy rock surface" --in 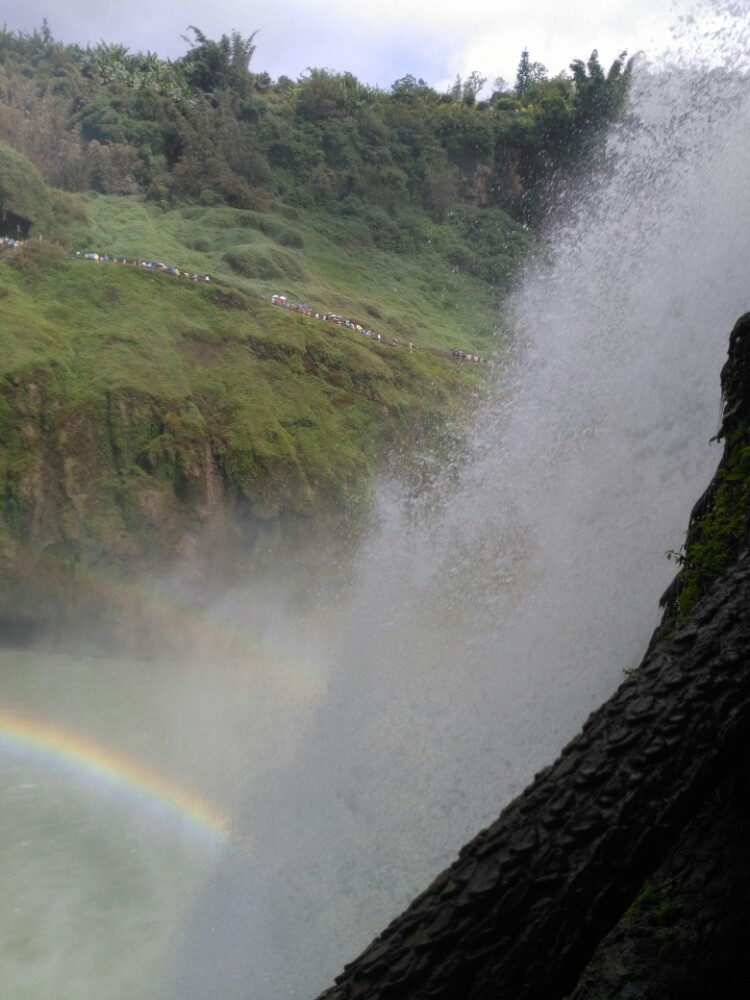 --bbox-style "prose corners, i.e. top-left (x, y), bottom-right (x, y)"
top-left (657, 312), bottom-right (750, 634)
